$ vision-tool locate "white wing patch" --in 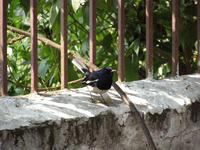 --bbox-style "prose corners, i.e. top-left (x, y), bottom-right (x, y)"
top-left (86, 79), bottom-right (99, 84)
